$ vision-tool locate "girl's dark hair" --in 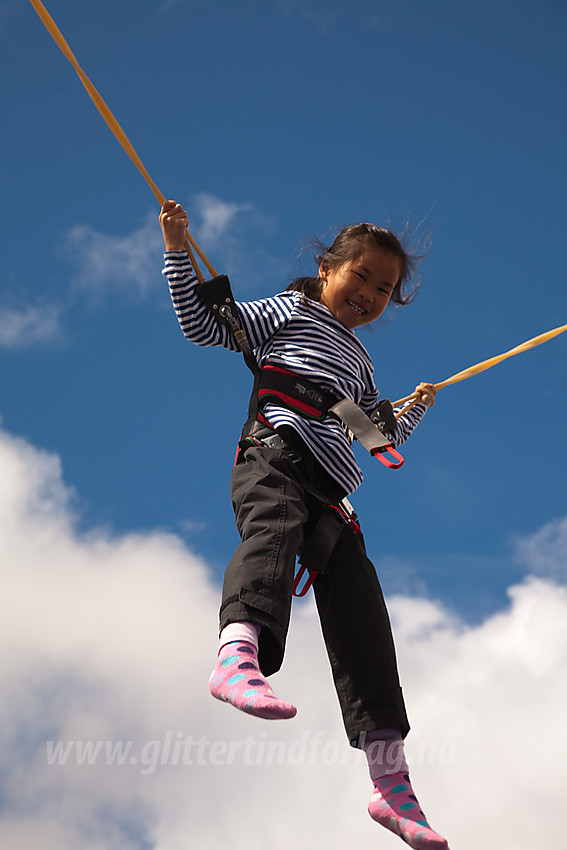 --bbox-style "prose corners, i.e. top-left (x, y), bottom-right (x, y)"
top-left (286, 223), bottom-right (422, 306)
